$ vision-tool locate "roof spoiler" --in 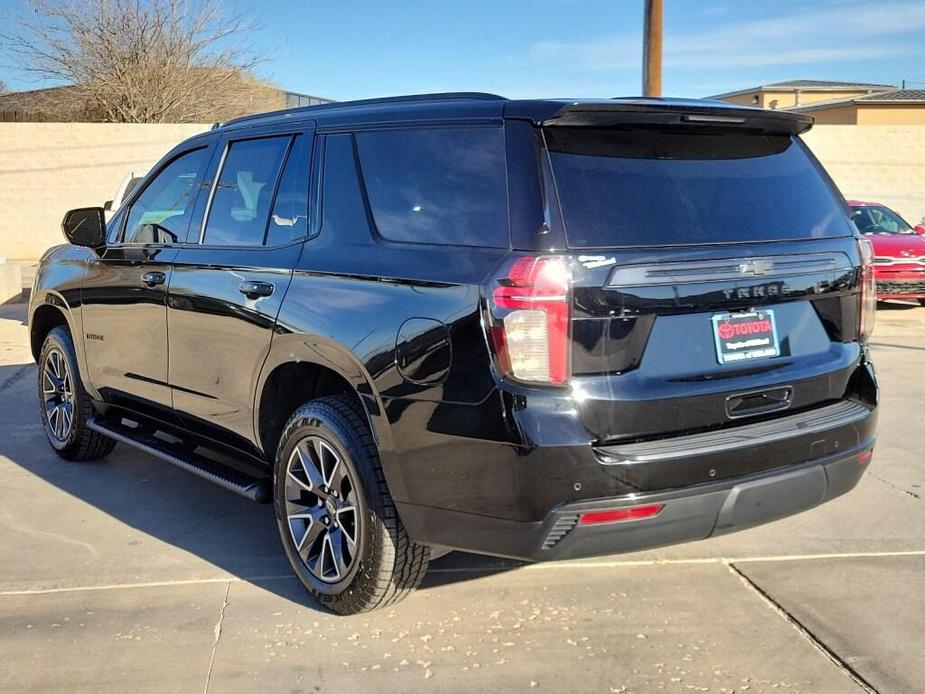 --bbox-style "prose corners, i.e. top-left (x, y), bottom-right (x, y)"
top-left (543, 101), bottom-right (813, 136)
